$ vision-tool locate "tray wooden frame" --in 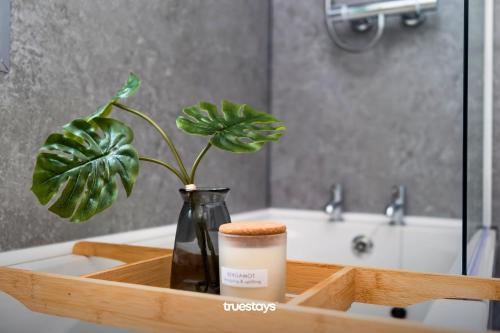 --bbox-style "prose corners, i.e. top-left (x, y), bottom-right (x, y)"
top-left (0, 241), bottom-right (499, 333)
